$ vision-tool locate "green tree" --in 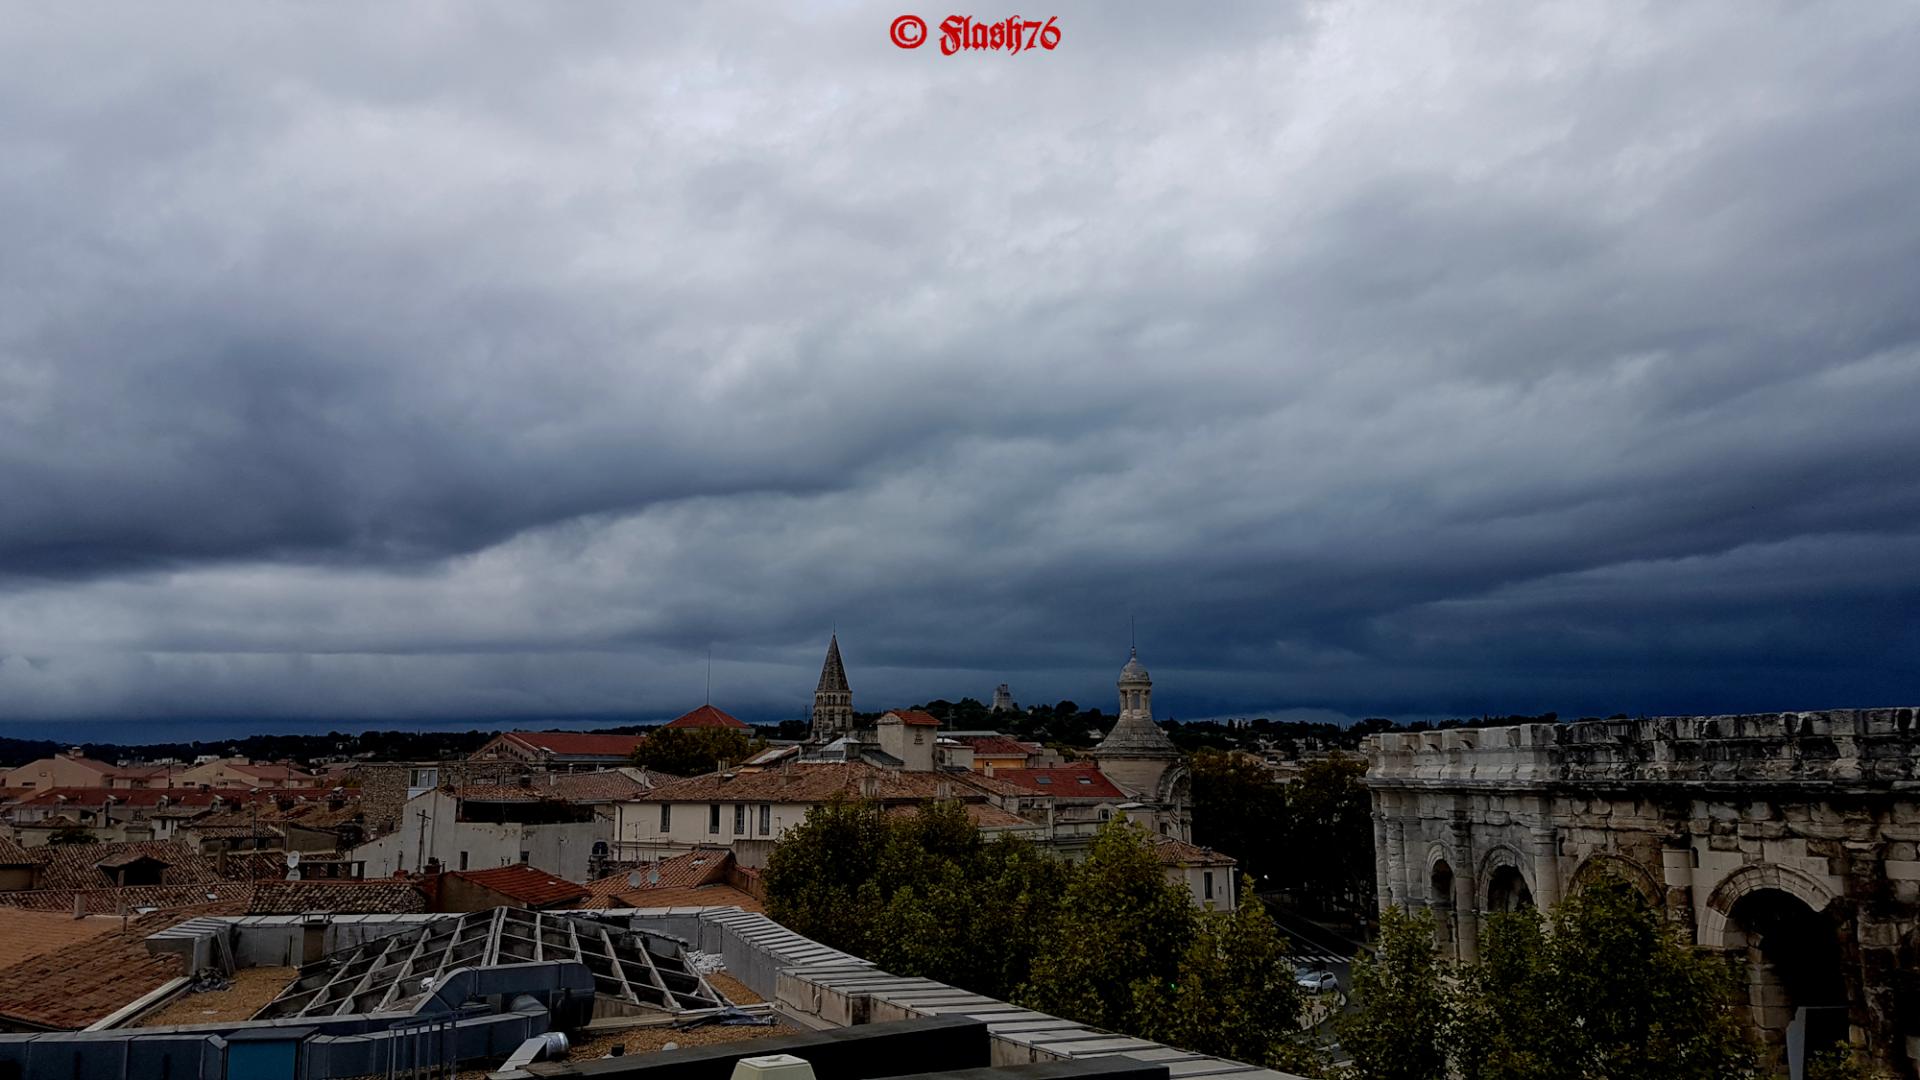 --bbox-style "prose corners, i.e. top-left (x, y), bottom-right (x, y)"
top-left (1451, 909), bottom-right (1558, 1080)
top-left (1284, 755), bottom-right (1375, 914)
top-left (1021, 819), bottom-right (1195, 1031)
top-left (1344, 881), bottom-right (1761, 1080)
top-left (630, 727), bottom-right (761, 777)
top-left (1136, 878), bottom-right (1314, 1072)
top-left (1337, 906), bottom-right (1449, 1080)
top-left (1189, 749), bottom-right (1287, 885)
top-left (762, 798), bottom-right (891, 955)
top-left (48, 824), bottom-right (97, 845)
top-left (1528, 879), bottom-right (1757, 1080)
